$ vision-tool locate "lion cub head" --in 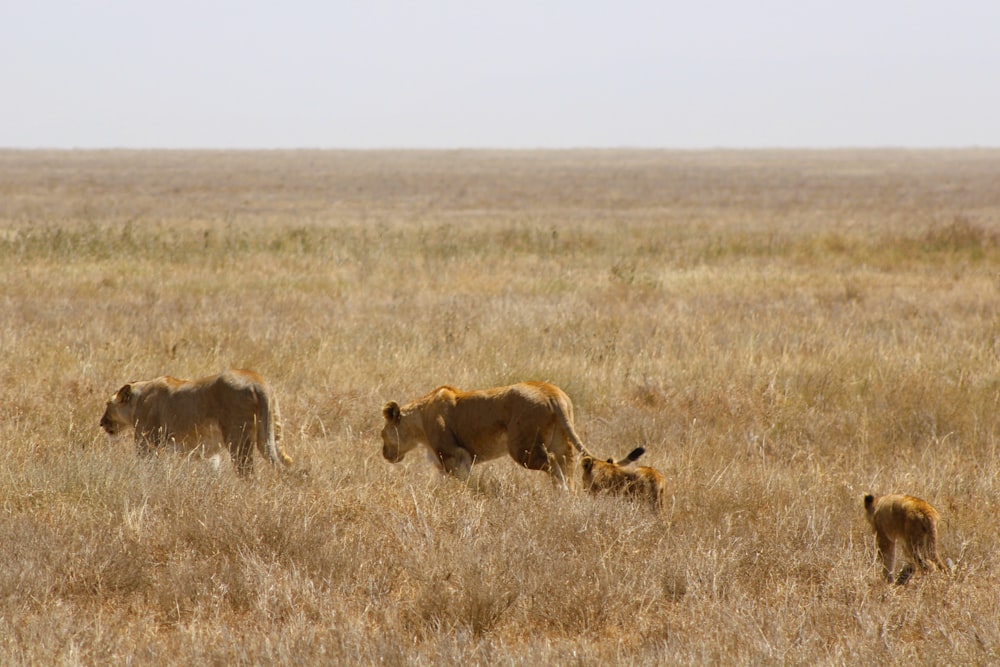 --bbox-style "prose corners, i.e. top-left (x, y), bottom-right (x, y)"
top-left (581, 447), bottom-right (666, 514)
